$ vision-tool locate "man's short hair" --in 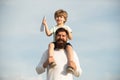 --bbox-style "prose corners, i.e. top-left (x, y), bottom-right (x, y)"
top-left (55, 28), bottom-right (69, 36)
